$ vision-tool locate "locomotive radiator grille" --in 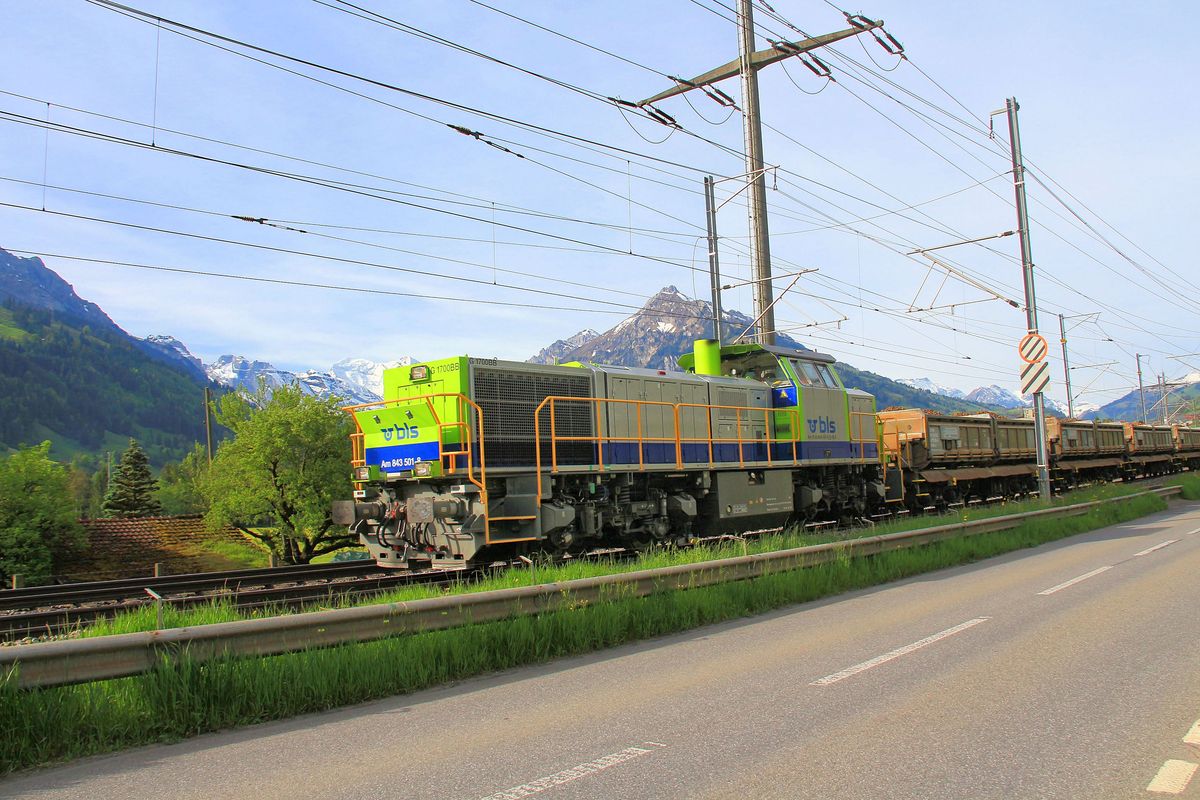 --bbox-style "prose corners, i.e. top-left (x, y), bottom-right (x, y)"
top-left (472, 367), bottom-right (594, 467)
